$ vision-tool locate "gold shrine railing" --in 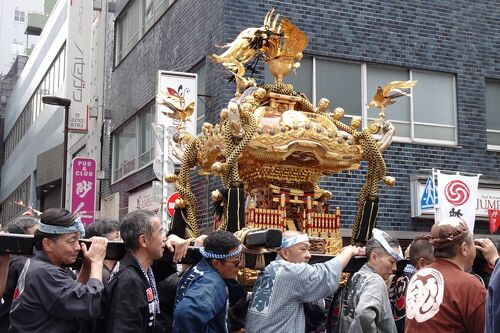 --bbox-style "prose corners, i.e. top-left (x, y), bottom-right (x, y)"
top-left (244, 194), bottom-right (341, 237)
